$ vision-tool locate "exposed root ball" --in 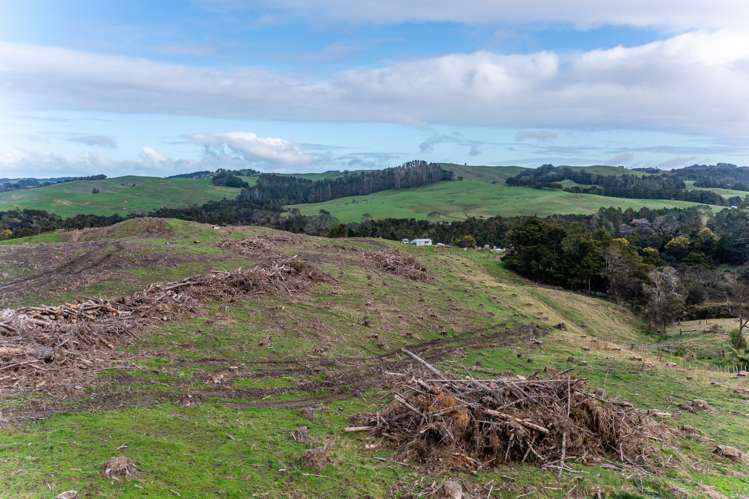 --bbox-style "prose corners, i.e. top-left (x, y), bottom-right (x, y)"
top-left (353, 358), bottom-right (668, 472)
top-left (302, 442), bottom-right (333, 469)
top-left (103, 456), bottom-right (137, 480)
